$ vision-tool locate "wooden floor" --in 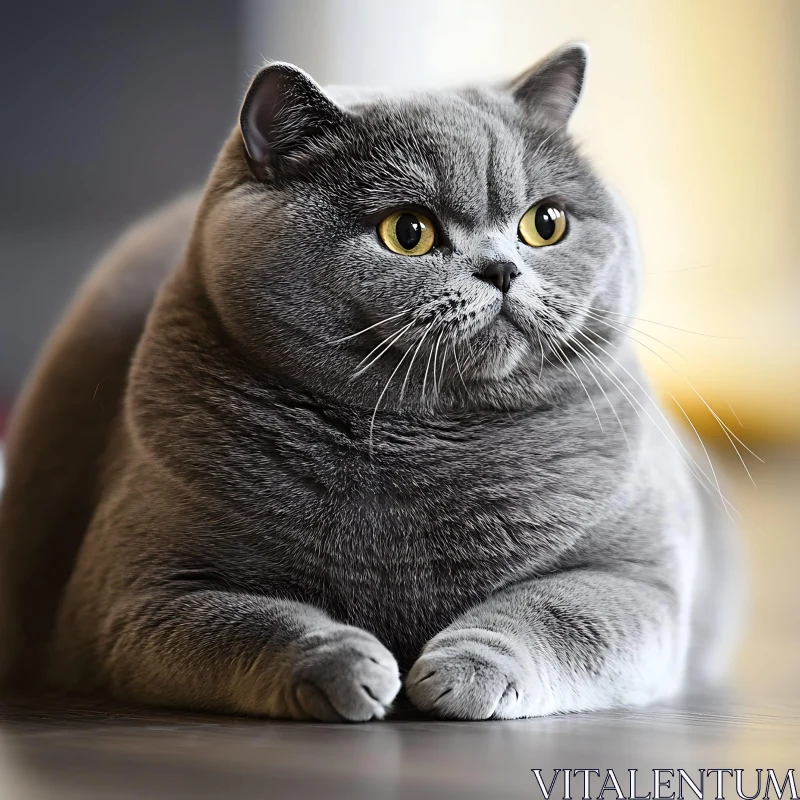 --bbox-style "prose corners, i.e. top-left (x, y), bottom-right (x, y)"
top-left (1, 450), bottom-right (797, 799)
